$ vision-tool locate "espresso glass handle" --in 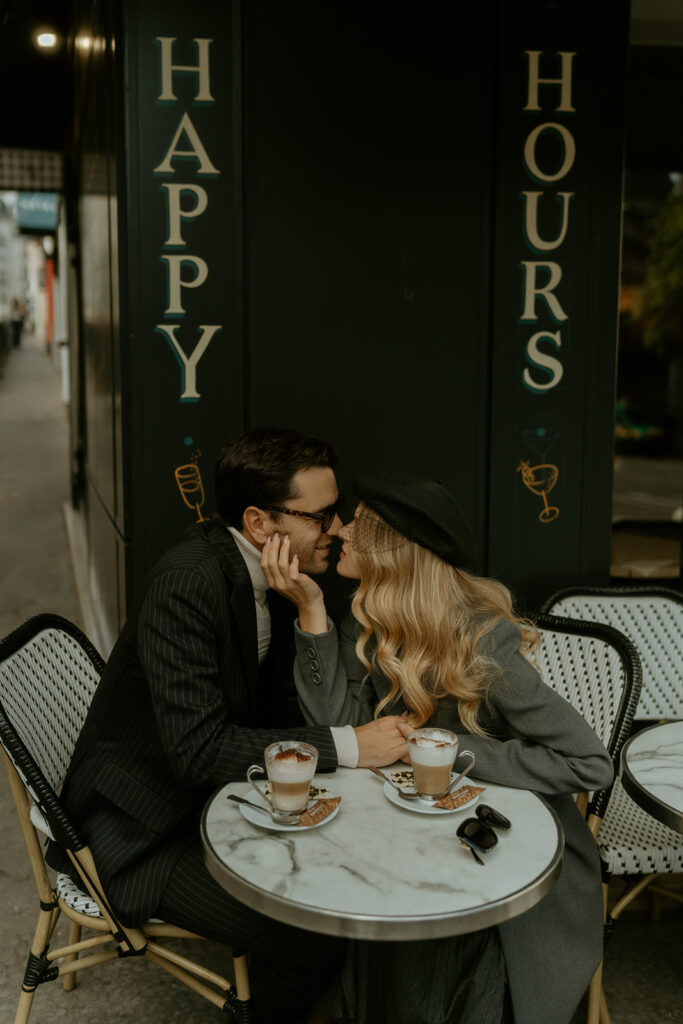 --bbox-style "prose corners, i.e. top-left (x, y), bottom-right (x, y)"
top-left (246, 764), bottom-right (272, 805)
top-left (449, 749), bottom-right (476, 792)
